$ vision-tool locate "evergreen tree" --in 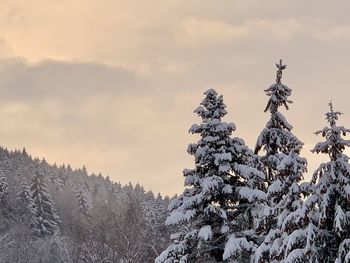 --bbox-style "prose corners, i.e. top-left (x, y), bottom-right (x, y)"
top-left (15, 183), bottom-right (36, 226)
top-left (0, 176), bottom-right (8, 203)
top-left (157, 89), bottom-right (264, 263)
top-left (0, 175), bottom-right (11, 232)
top-left (282, 103), bottom-right (350, 262)
top-left (31, 170), bottom-right (61, 236)
top-left (254, 60), bottom-right (308, 262)
top-left (76, 189), bottom-right (92, 218)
